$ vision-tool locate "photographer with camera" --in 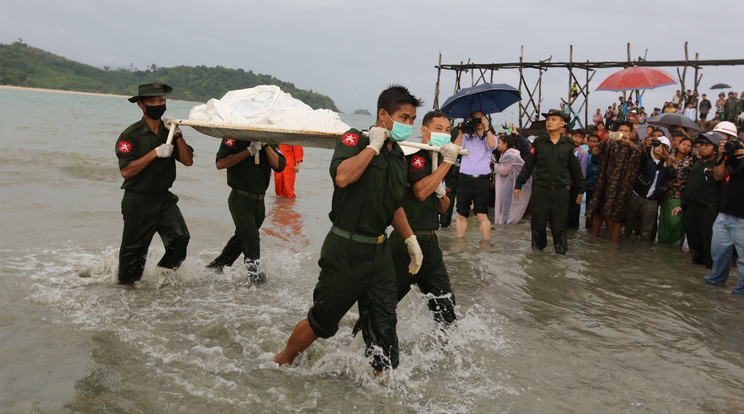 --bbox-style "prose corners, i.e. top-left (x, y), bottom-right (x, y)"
top-left (624, 136), bottom-right (676, 241)
top-left (454, 110), bottom-right (496, 240)
top-left (671, 132), bottom-right (723, 268)
top-left (704, 123), bottom-right (744, 293)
